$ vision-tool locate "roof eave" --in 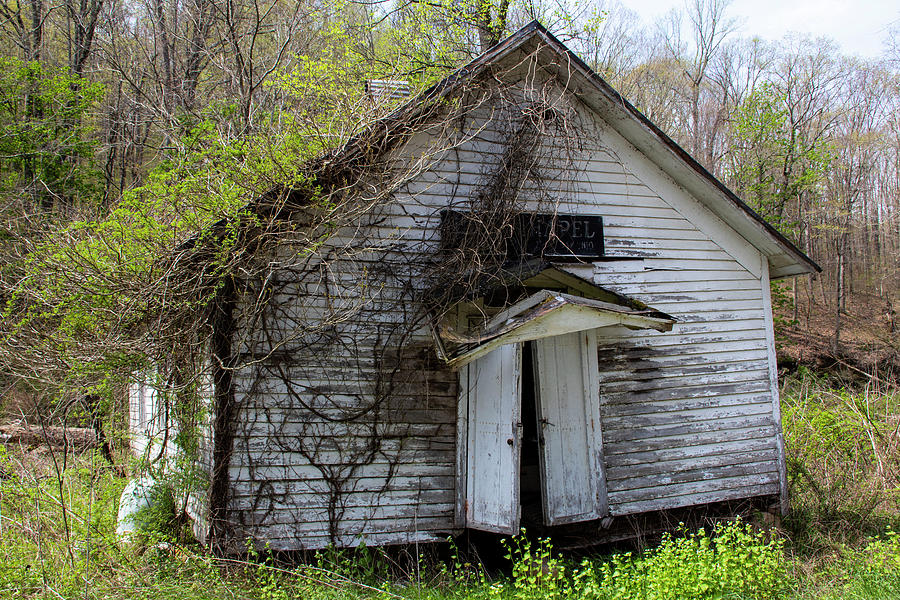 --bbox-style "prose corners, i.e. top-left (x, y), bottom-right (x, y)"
top-left (493, 24), bottom-right (821, 279)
